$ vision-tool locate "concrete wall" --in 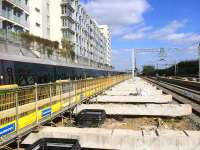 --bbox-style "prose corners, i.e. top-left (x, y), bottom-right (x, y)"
top-left (29, 0), bottom-right (50, 39)
top-left (49, 0), bottom-right (62, 44)
top-left (0, 21), bottom-right (2, 29)
top-left (29, 0), bottom-right (43, 37)
top-left (41, 0), bottom-right (50, 39)
top-left (99, 25), bottom-right (111, 66)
